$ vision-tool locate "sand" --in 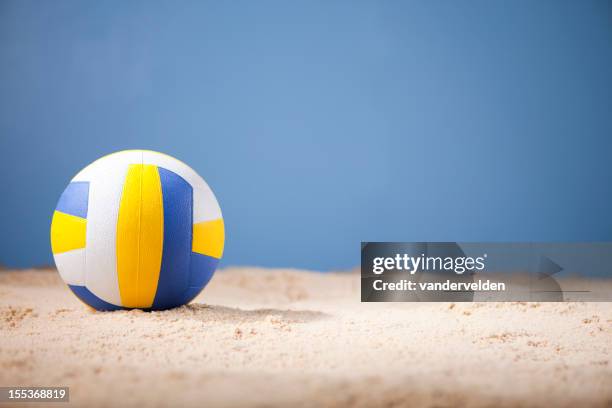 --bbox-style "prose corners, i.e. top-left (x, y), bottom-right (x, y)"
top-left (0, 267), bottom-right (611, 407)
